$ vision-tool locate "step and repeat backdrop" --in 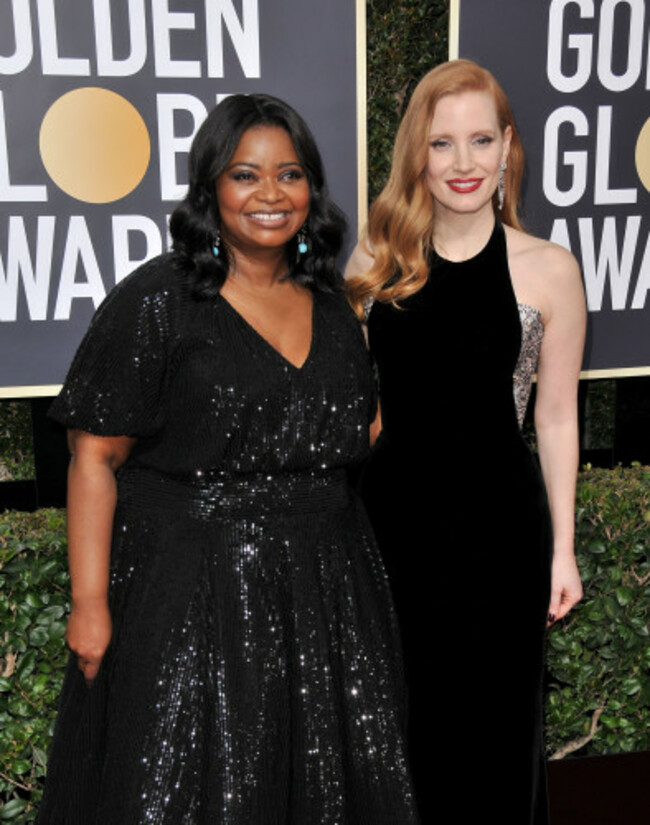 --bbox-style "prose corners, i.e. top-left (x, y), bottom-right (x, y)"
top-left (0, 0), bottom-right (362, 394)
top-left (455, 0), bottom-right (650, 375)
